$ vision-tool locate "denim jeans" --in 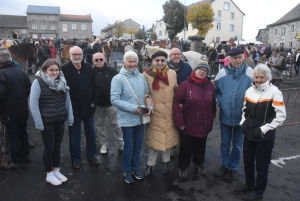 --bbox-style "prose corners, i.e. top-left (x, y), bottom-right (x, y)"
top-left (69, 116), bottom-right (97, 163)
top-left (121, 124), bottom-right (145, 173)
top-left (5, 119), bottom-right (29, 164)
top-left (243, 137), bottom-right (274, 195)
top-left (220, 123), bottom-right (243, 170)
top-left (41, 122), bottom-right (65, 172)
